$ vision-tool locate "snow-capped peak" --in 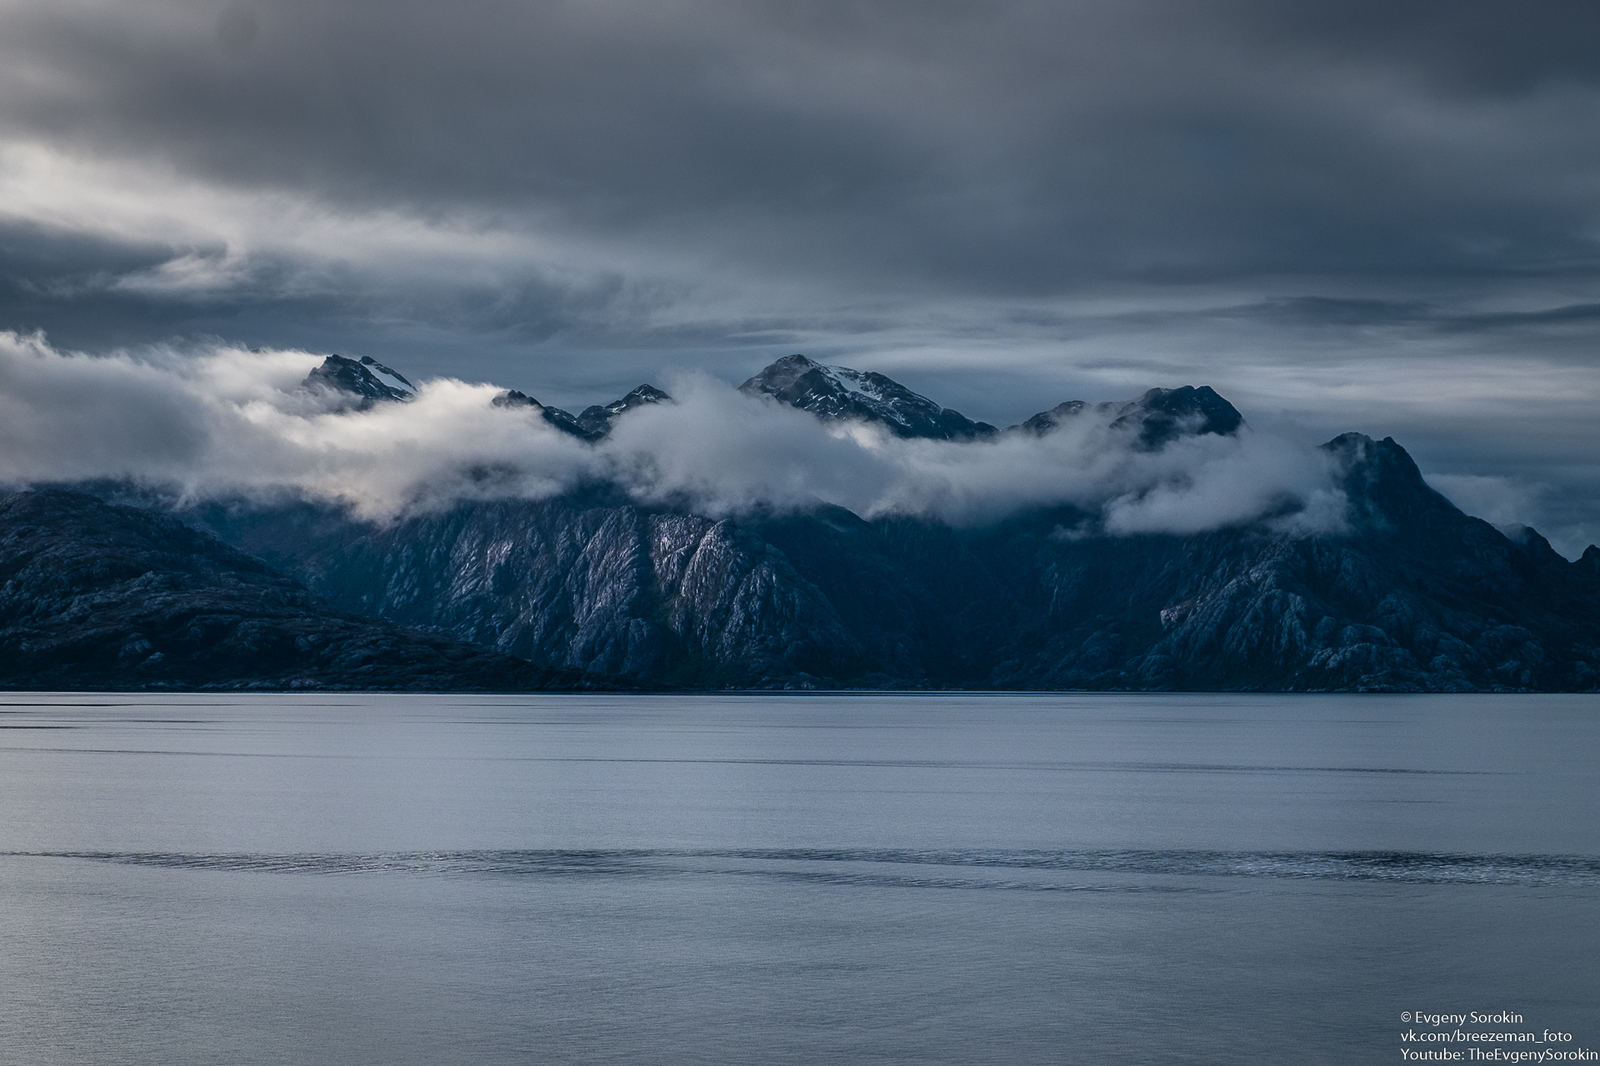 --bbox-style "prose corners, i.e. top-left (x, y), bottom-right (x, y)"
top-left (357, 356), bottom-right (416, 398)
top-left (739, 354), bottom-right (997, 442)
top-left (300, 354), bottom-right (416, 407)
